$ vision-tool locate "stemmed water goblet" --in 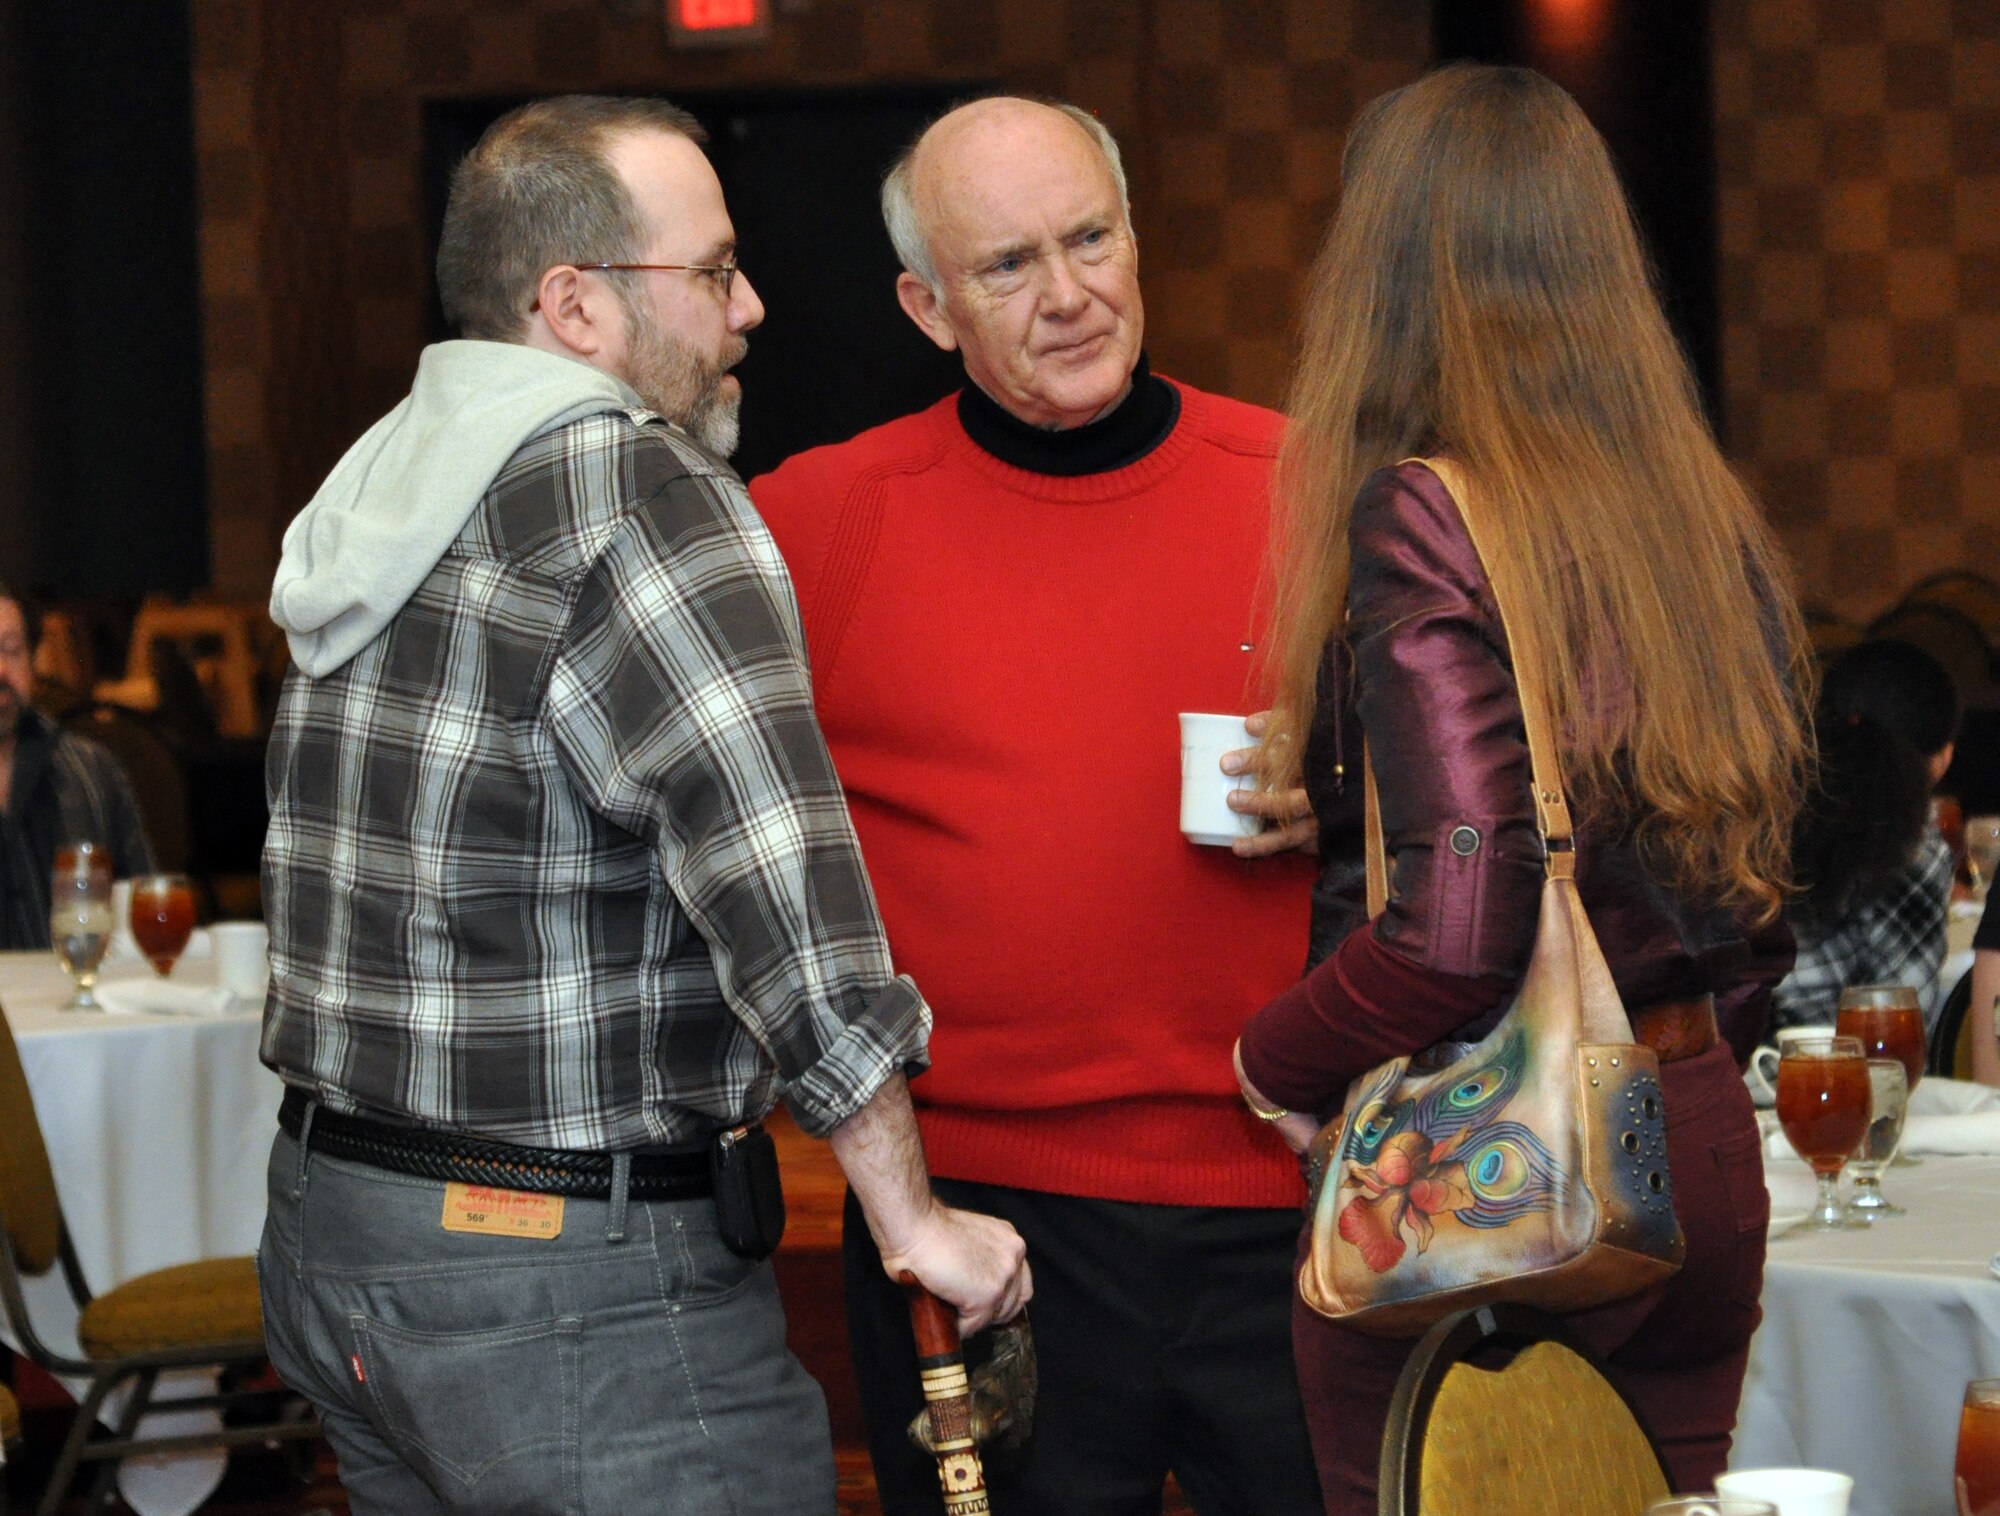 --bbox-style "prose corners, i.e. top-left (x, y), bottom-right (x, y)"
top-left (1775, 1034), bottom-right (1871, 1234)
top-left (49, 842), bottom-right (113, 1011)
top-left (1966, 816), bottom-right (2000, 901)
top-left (1843, 1058), bottom-right (1909, 1220)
